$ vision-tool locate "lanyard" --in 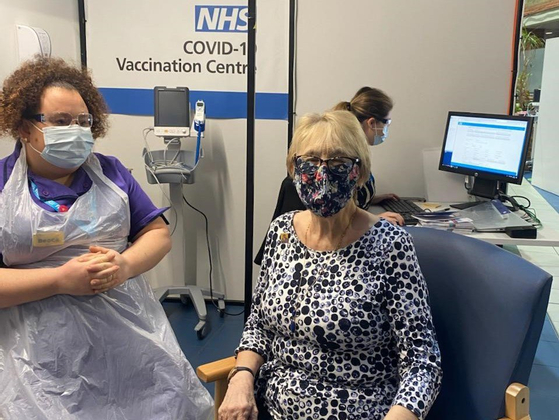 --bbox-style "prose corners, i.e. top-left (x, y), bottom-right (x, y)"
top-left (30, 180), bottom-right (68, 213)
